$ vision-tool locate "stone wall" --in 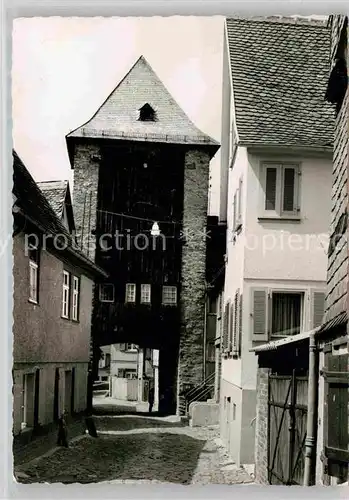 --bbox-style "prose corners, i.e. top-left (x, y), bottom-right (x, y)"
top-left (177, 149), bottom-right (210, 400)
top-left (72, 142), bottom-right (101, 261)
top-left (254, 367), bottom-right (270, 484)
